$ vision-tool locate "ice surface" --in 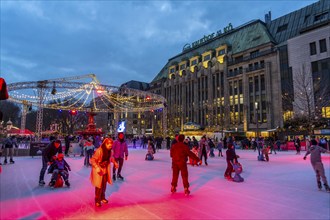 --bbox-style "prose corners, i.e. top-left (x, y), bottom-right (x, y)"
top-left (1, 148), bottom-right (329, 219)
